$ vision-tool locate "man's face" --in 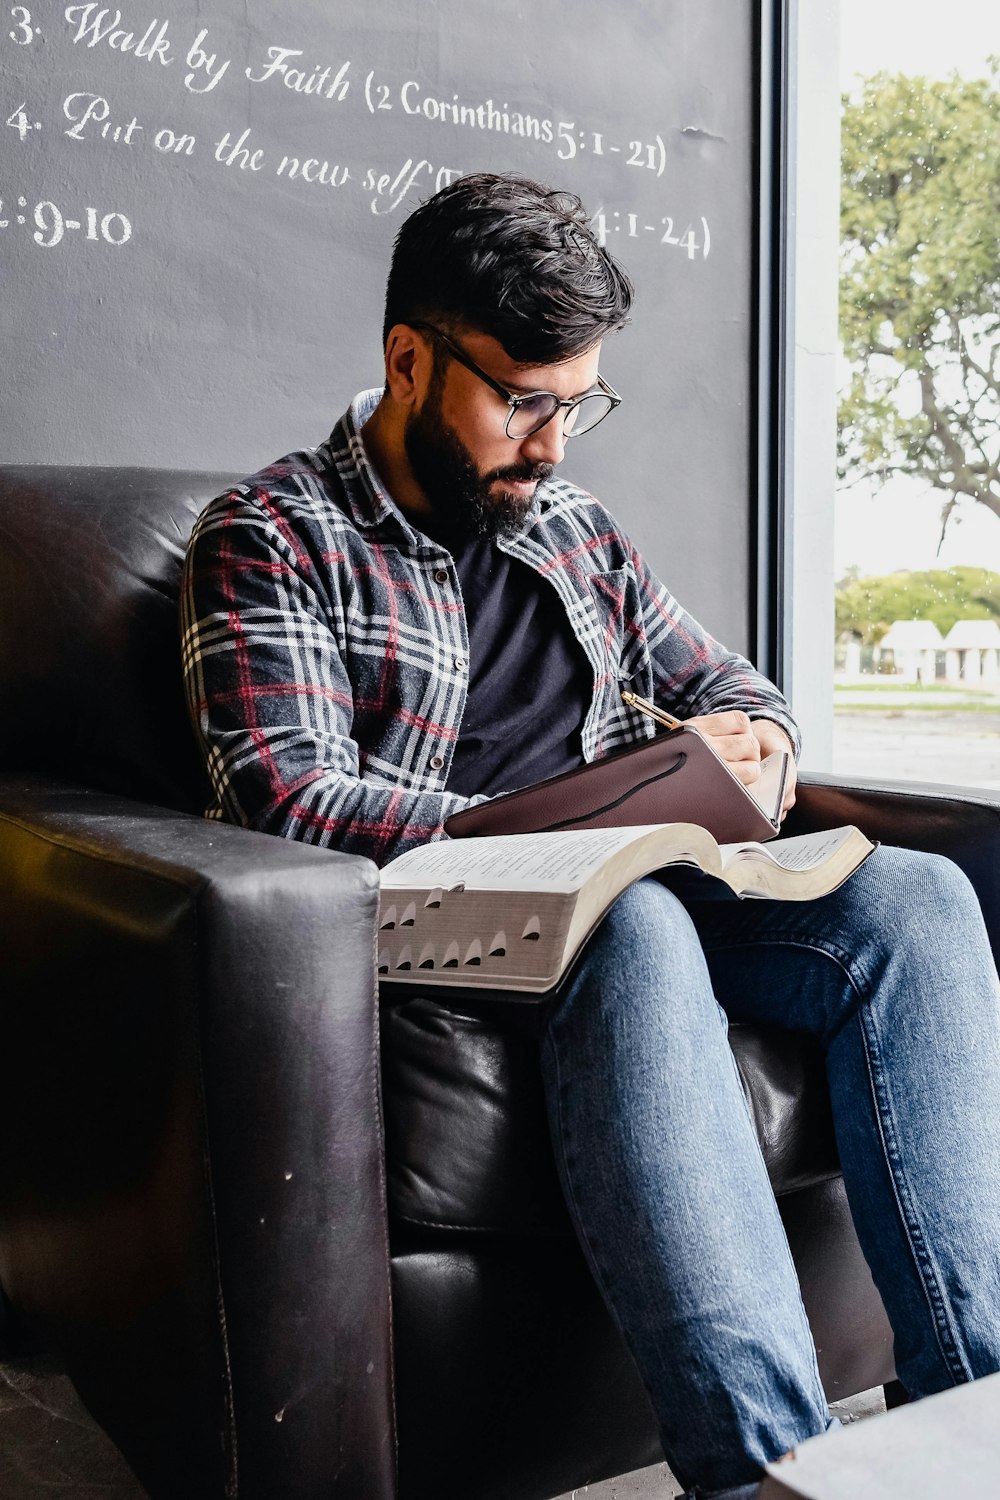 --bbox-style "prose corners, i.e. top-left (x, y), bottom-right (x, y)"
top-left (404, 329), bottom-right (602, 542)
